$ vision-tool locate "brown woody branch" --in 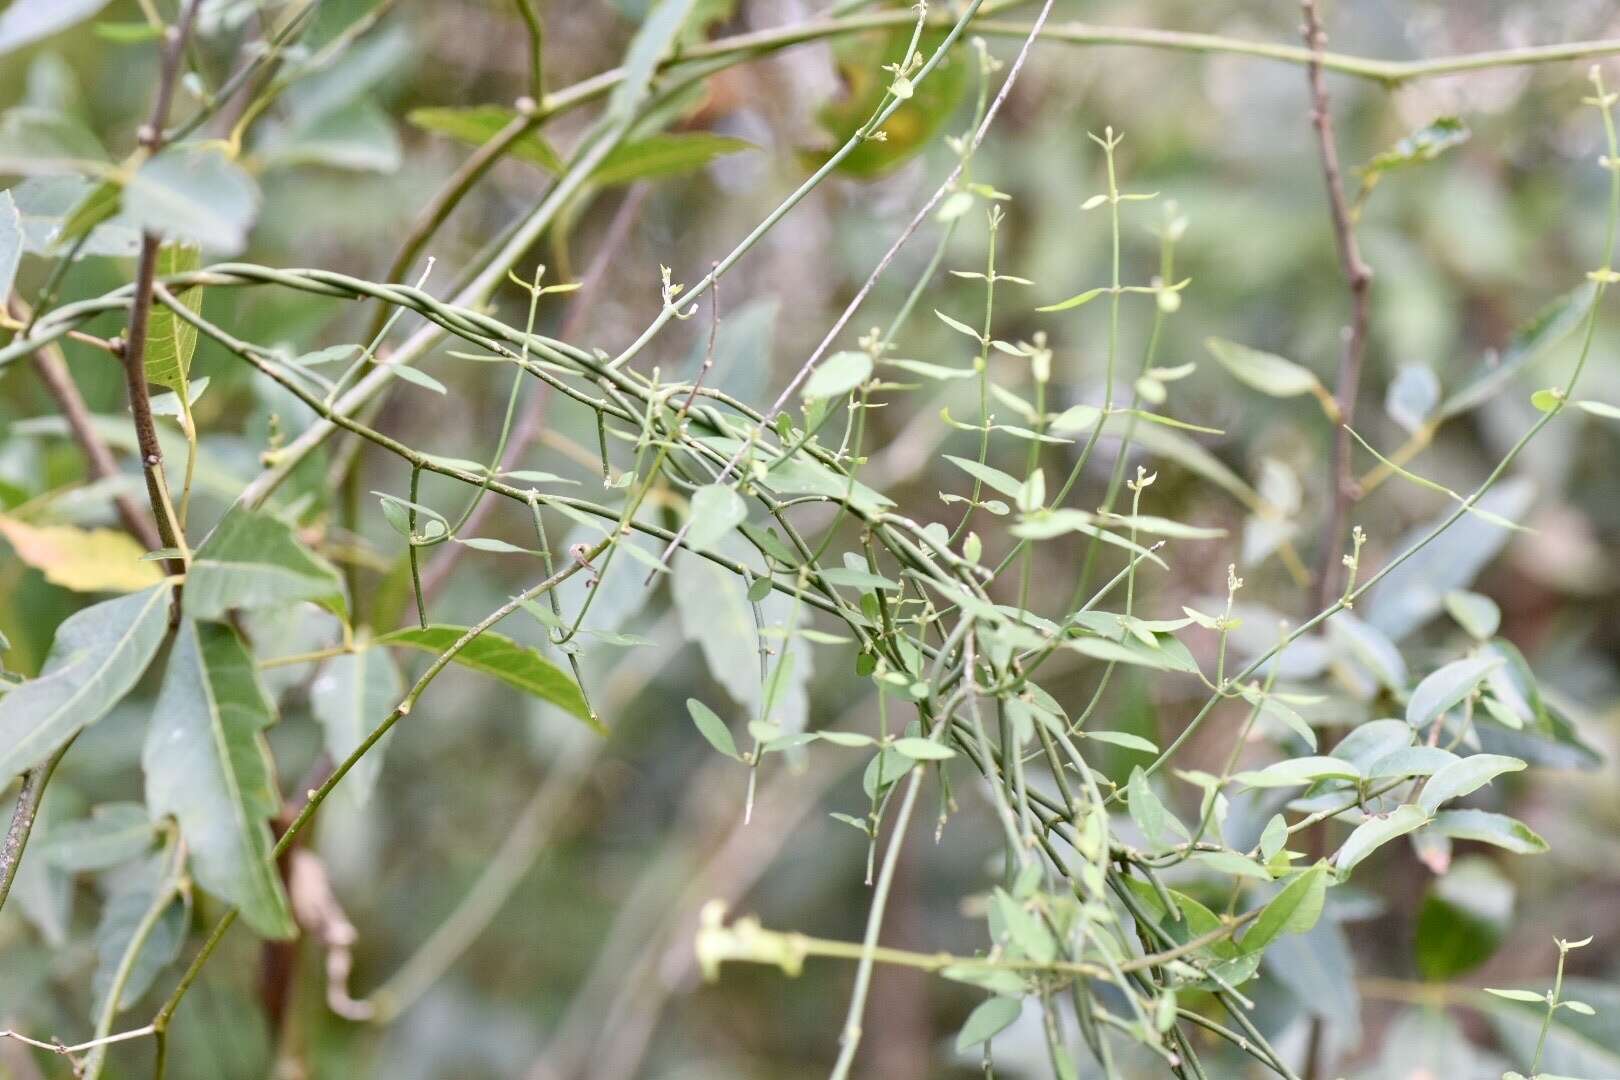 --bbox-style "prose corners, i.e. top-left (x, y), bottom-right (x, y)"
top-left (1302, 0), bottom-right (1373, 615)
